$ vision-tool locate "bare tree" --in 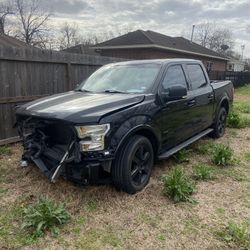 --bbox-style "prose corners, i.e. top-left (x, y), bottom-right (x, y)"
top-left (57, 22), bottom-right (85, 50)
top-left (13, 0), bottom-right (51, 47)
top-left (0, 0), bottom-right (14, 34)
top-left (194, 22), bottom-right (234, 54)
top-left (194, 22), bottom-right (214, 47)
